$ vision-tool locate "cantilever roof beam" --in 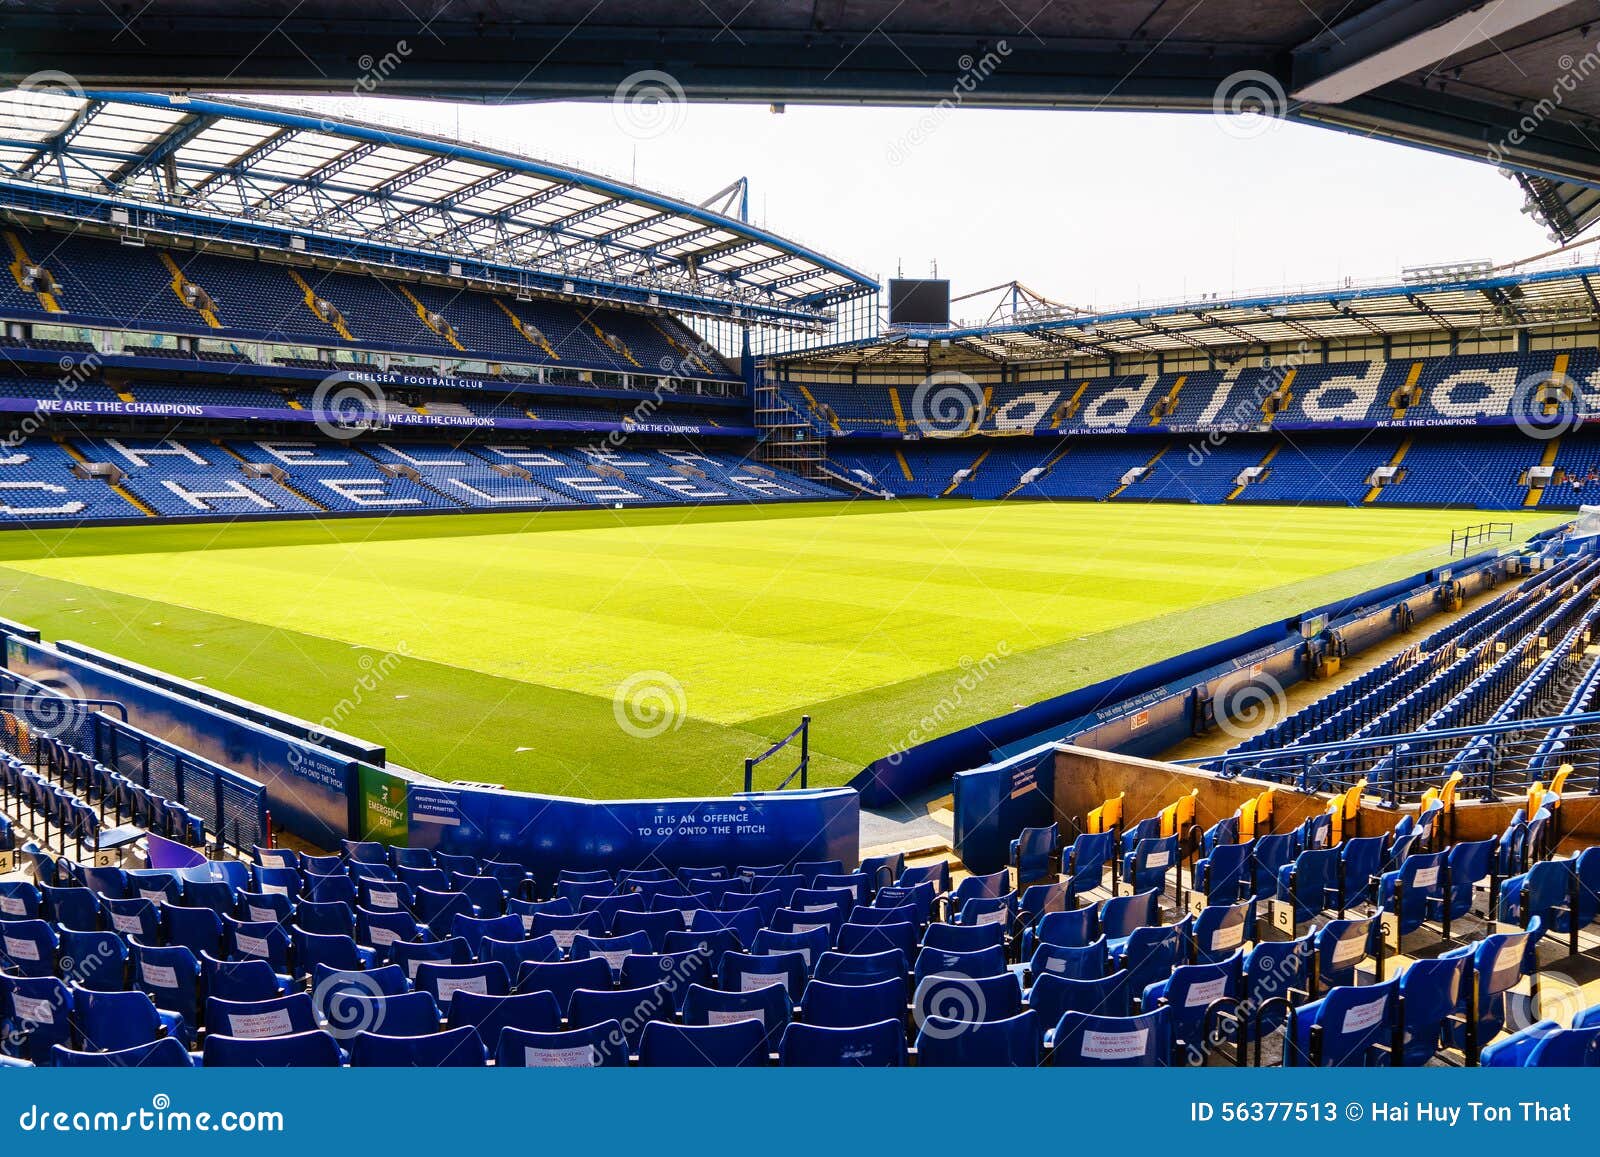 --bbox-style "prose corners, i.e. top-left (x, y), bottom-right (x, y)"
top-left (1291, 0), bottom-right (1575, 104)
